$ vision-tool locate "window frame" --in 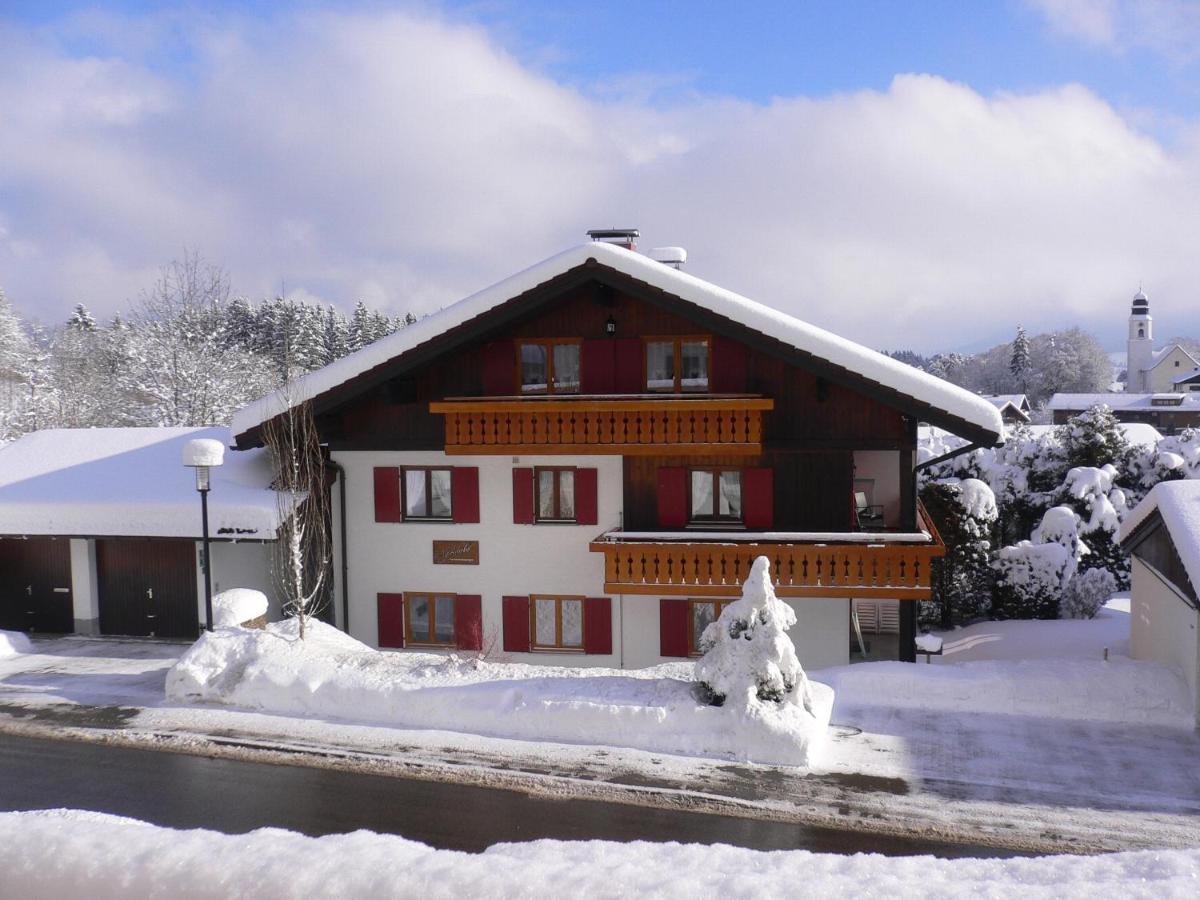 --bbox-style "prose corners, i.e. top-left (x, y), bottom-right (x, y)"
top-left (403, 591), bottom-right (457, 647)
top-left (534, 466), bottom-right (577, 523)
top-left (643, 335), bottom-right (711, 393)
top-left (400, 466), bottom-right (453, 522)
top-left (688, 598), bottom-right (733, 656)
top-left (687, 466), bottom-right (744, 526)
top-left (516, 338), bottom-right (582, 395)
top-left (529, 594), bottom-right (586, 652)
